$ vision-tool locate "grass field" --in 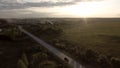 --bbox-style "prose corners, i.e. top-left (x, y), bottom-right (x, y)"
top-left (1, 18), bottom-right (119, 68)
top-left (56, 18), bottom-right (120, 58)
top-left (21, 18), bottom-right (120, 67)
